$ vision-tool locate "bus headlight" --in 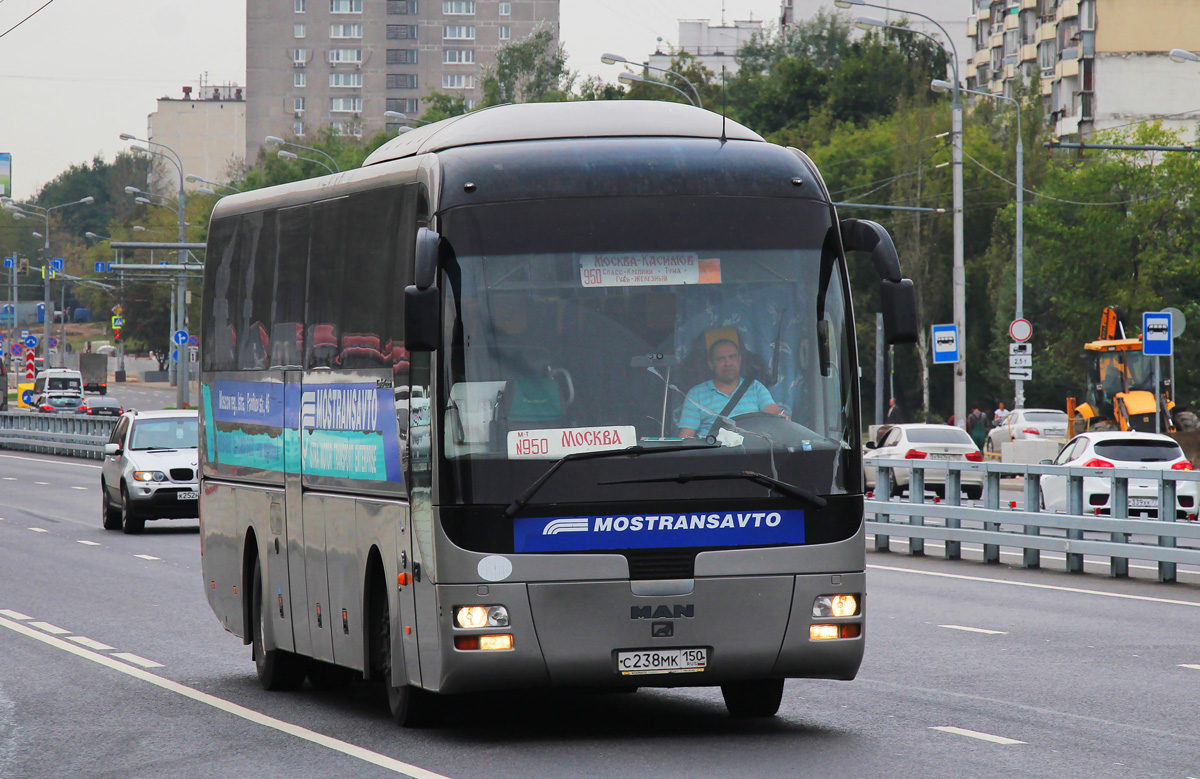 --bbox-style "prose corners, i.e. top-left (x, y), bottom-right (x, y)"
top-left (812, 594), bottom-right (858, 618)
top-left (133, 471), bottom-right (167, 482)
top-left (455, 605), bottom-right (510, 629)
